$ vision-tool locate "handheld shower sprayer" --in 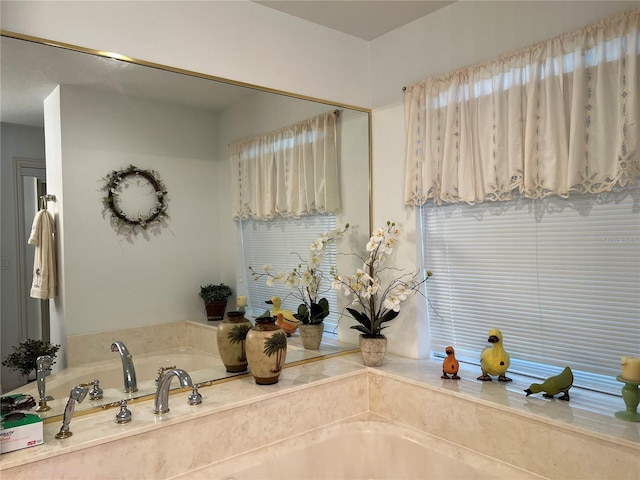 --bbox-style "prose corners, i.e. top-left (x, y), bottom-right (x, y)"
top-left (55, 385), bottom-right (89, 439)
top-left (34, 355), bottom-right (53, 412)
